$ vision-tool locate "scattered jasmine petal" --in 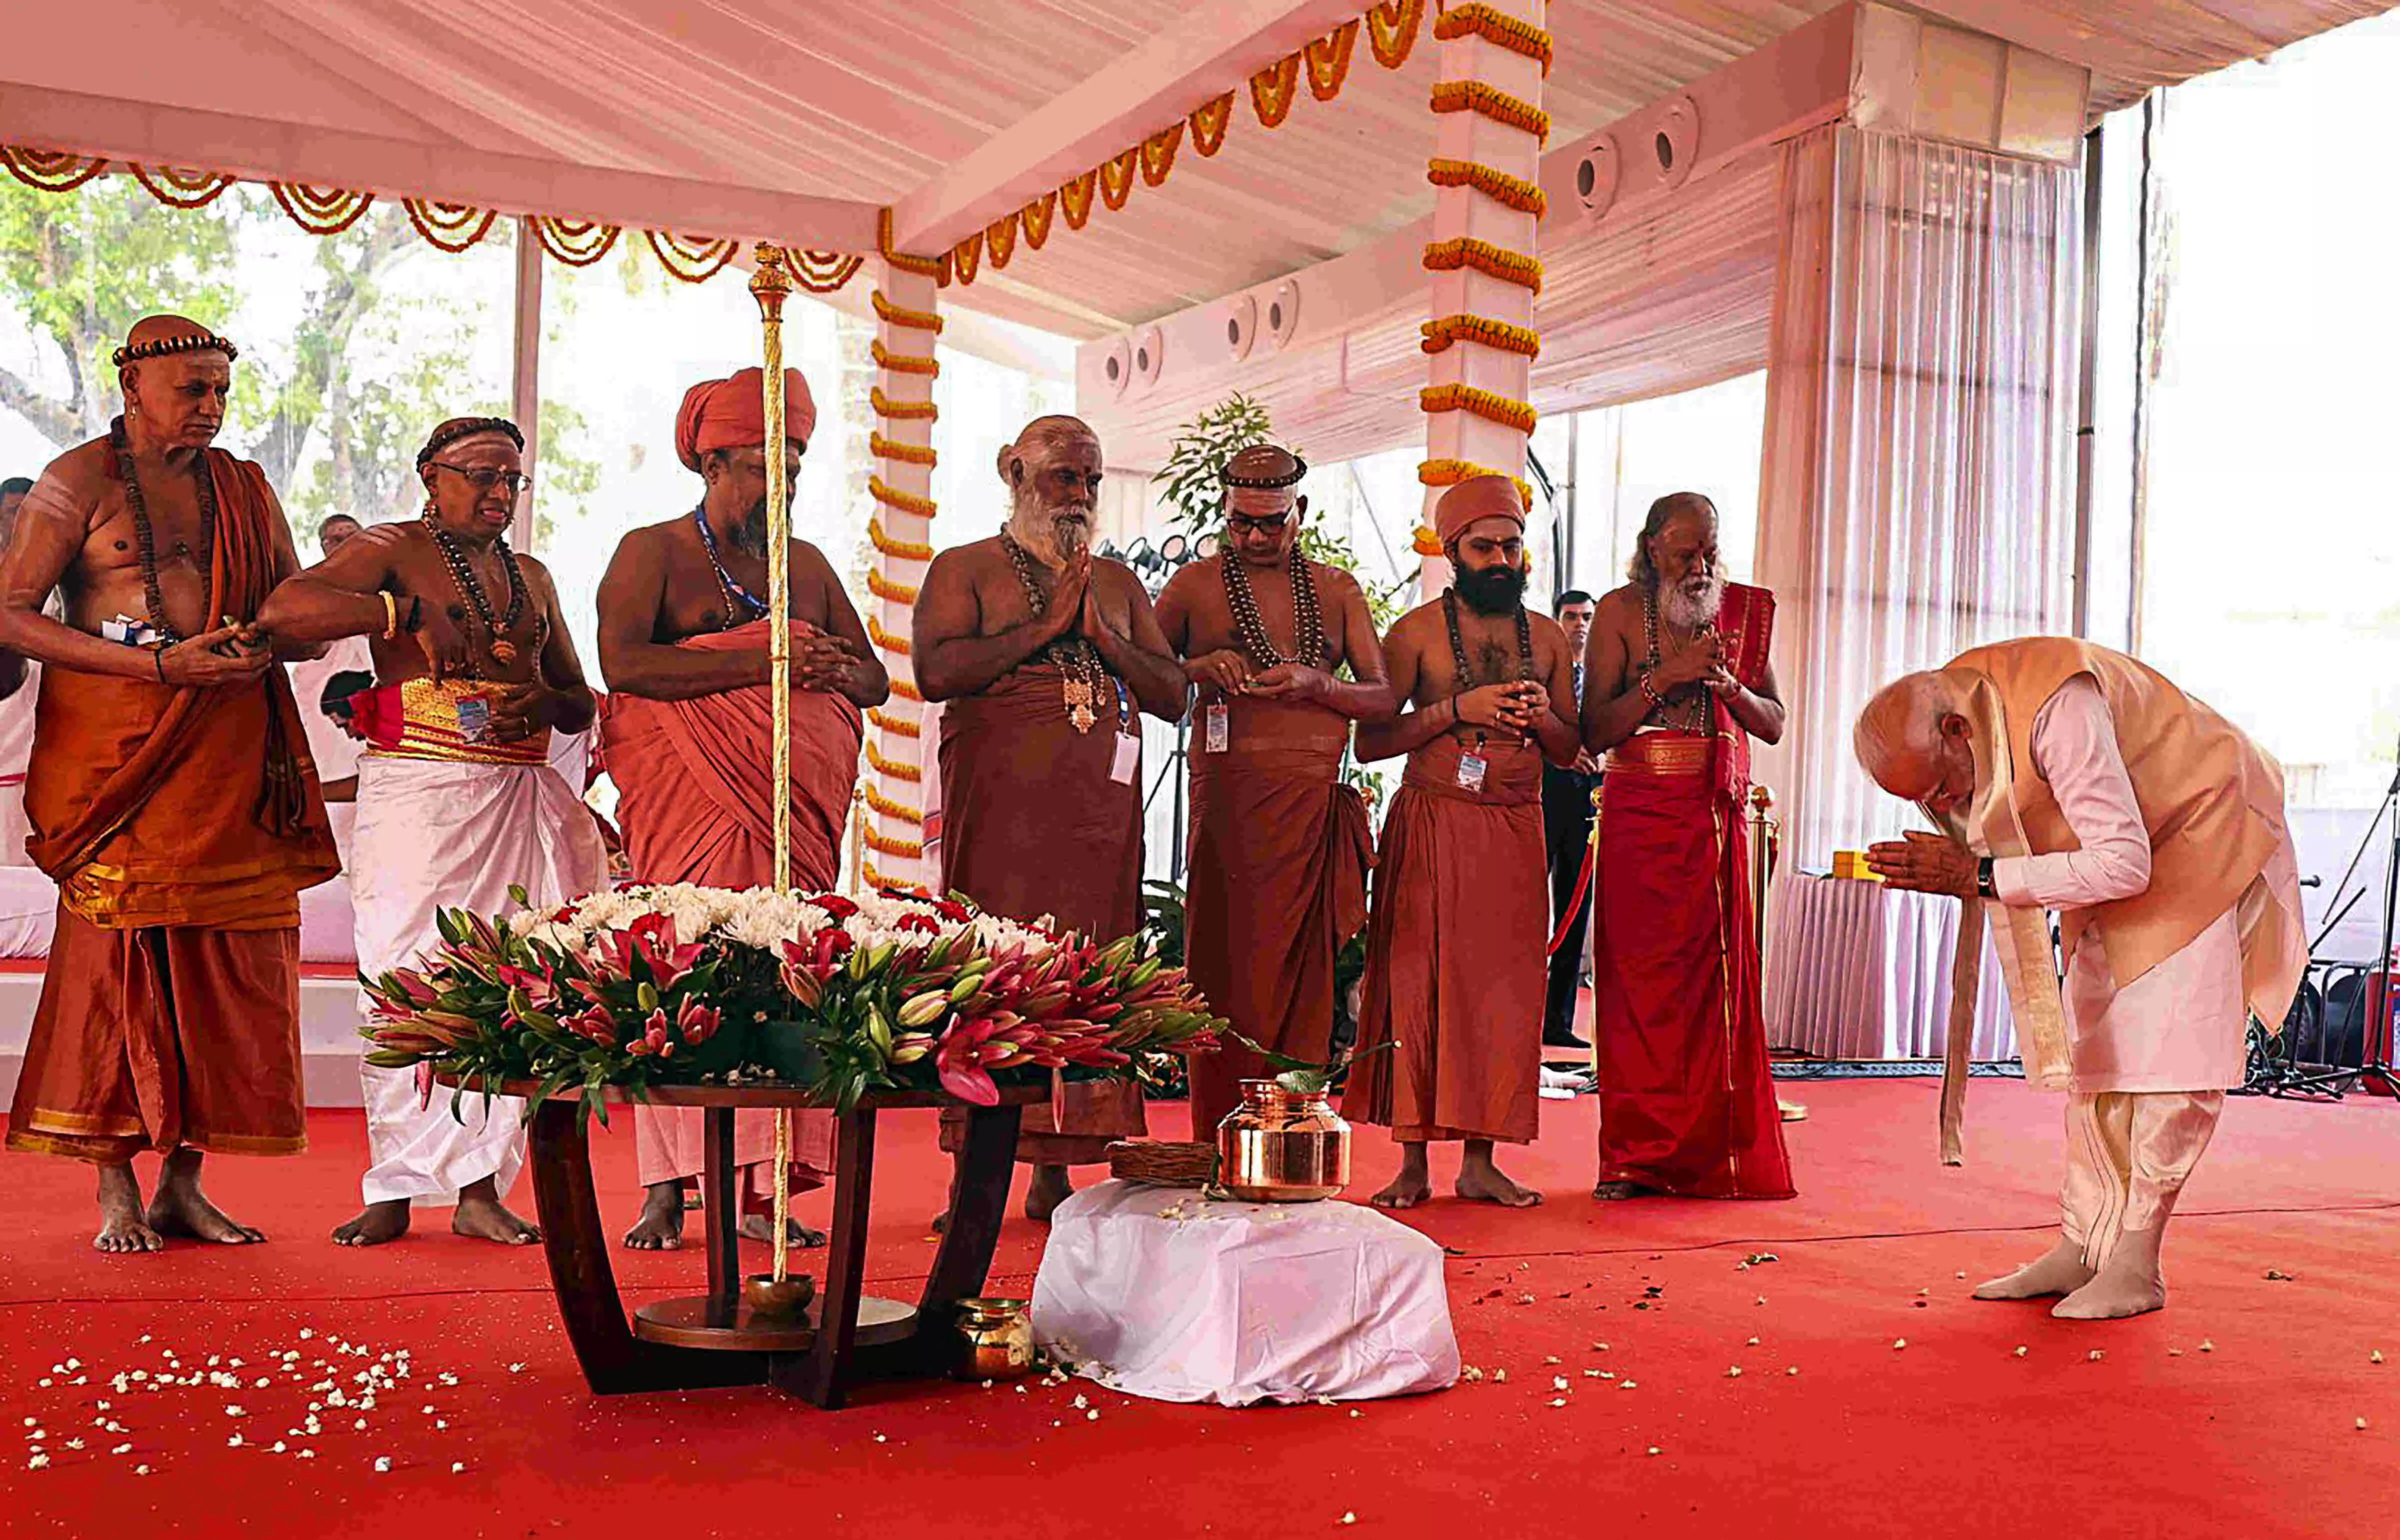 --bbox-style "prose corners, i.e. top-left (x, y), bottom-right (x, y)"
top-left (136, 1464), bottom-right (150, 1476)
top-left (27, 1454), bottom-right (50, 1471)
top-left (272, 1442), bottom-right (287, 1454)
top-left (2372, 1351), bottom-right (2384, 1365)
top-left (1341, 1515), bottom-right (1357, 1526)
top-left (1492, 1370), bottom-right (1508, 1384)
top-left (1552, 1377), bottom-right (1570, 1392)
top-left (1646, 1447), bottom-right (1661, 1457)
top-left (1786, 1367), bottom-right (1798, 1377)
top-left (38, 1379), bottom-right (51, 1389)
top-left (1086, 1410), bottom-right (1100, 1422)
top-left (354, 1420), bottom-right (368, 1431)
top-left (2199, 1340), bottom-right (2216, 1353)
top-left (1746, 1337), bottom-right (1760, 1347)
top-left (1892, 1340), bottom-right (1908, 1351)
top-left (299, 1450), bottom-right (316, 1460)
top-left (436, 1421), bottom-right (447, 1431)
top-left (1542, 1356), bottom-right (1562, 1366)
top-left (452, 1463), bottom-right (466, 1474)
top-left (112, 1444), bottom-right (132, 1456)
top-left (2358, 1418), bottom-right (2369, 1431)
top-left (228, 1435), bottom-right (244, 1448)
top-left (1548, 1398), bottom-right (1567, 1408)
top-left (2088, 1351), bottom-right (2104, 1363)
top-left (1348, 1409), bottom-right (1362, 1419)
top-left (374, 1457), bottom-right (392, 1473)
top-left (2168, 1349), bottom-right (2183, 1358)
top-left (1726, 1367), bottom-right (1742, 1378)
top-left (2014, 1347), bottom-right (2028, 1358)
top-left (64, 1440), bottom-right (82, 1451)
